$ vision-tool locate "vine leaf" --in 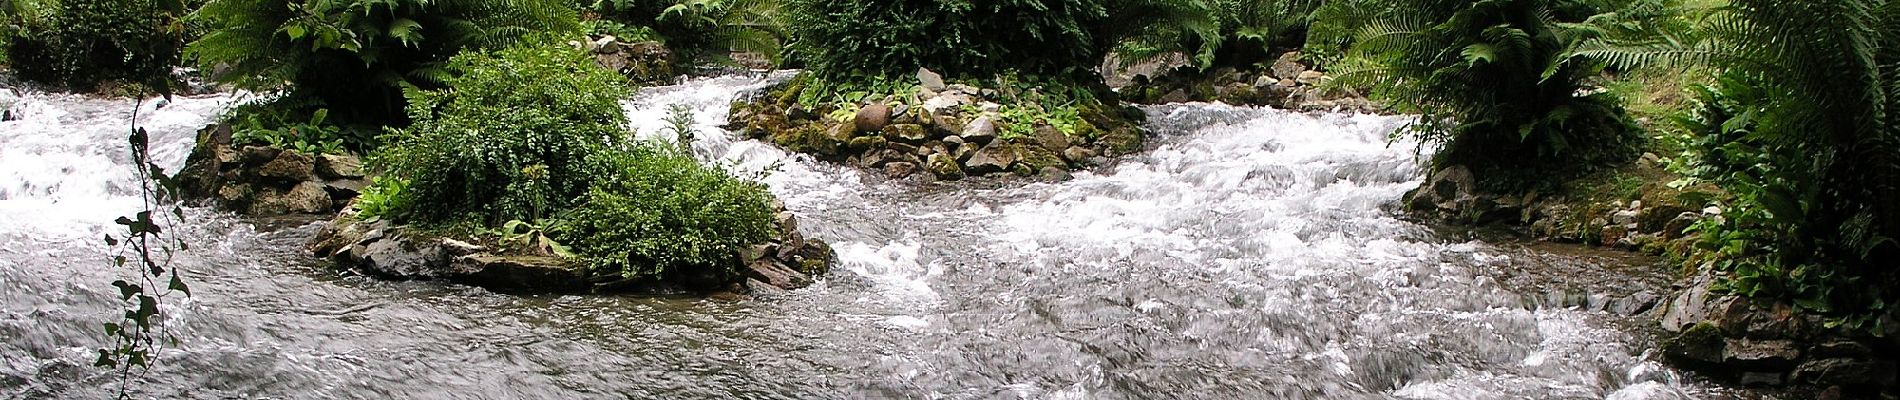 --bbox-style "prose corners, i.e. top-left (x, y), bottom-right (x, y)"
top-left (112, 280), bottom-right (141, 301)
top-left (168, 273), bottom-right (191, 296)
